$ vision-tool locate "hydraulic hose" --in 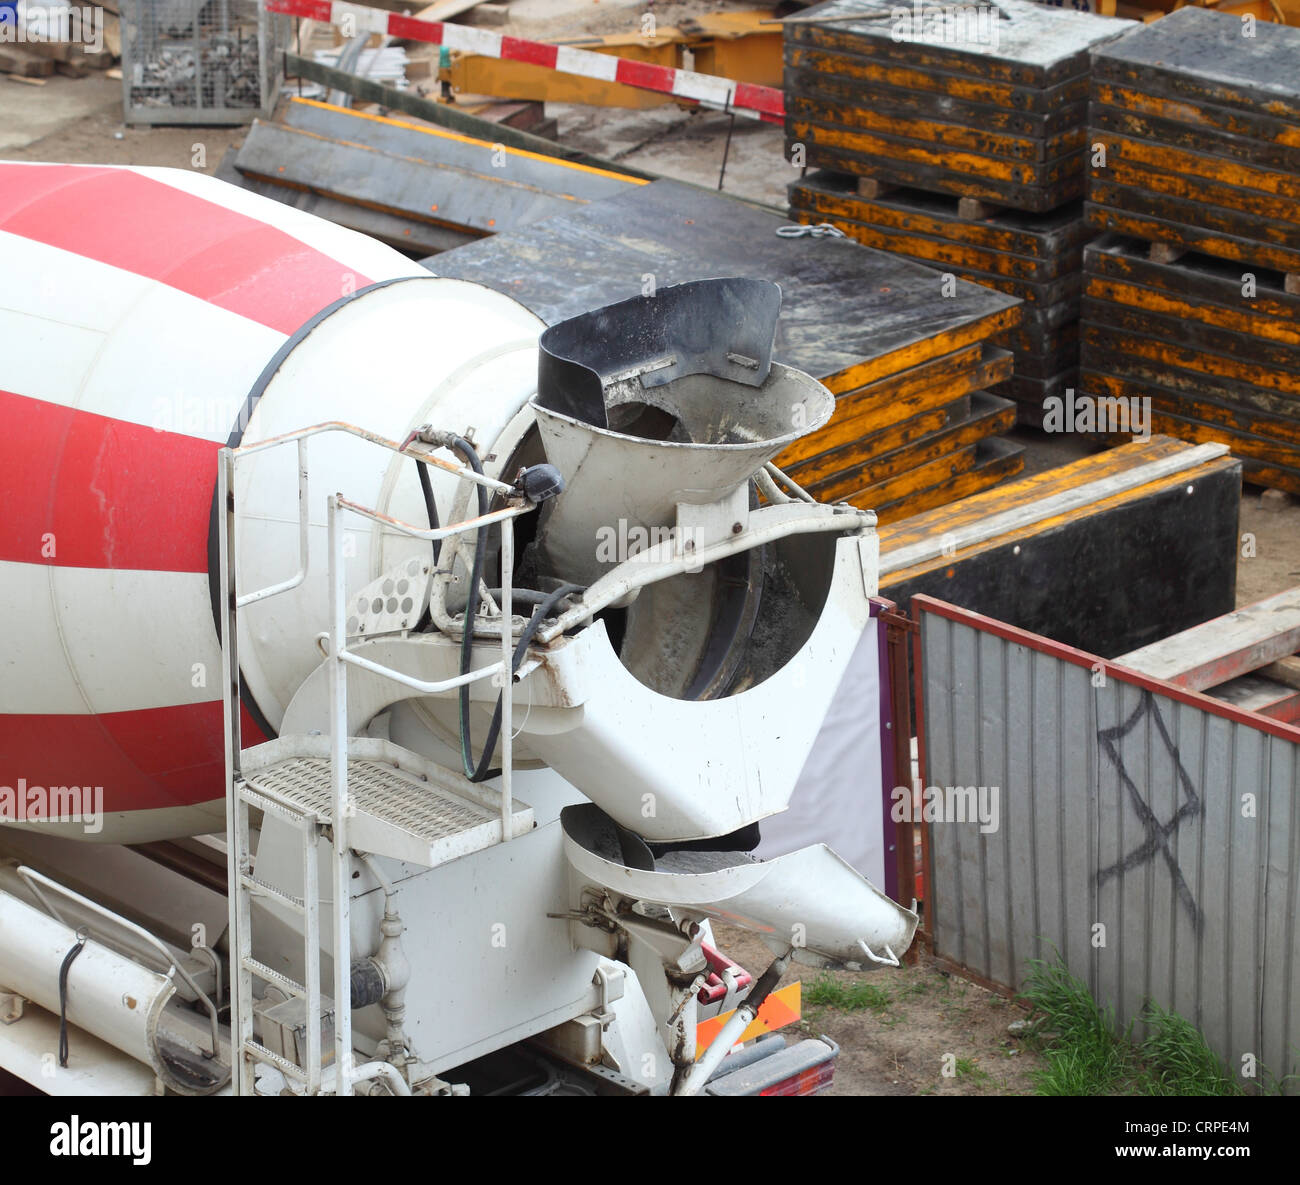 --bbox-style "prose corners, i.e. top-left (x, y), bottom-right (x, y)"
top-left (442, 436), bottom-right (579, 782)
top-left (466, 582), bottom-right (583, 783)
top-left (414, 458), bottom-right (441, 565)
top-left (446, 435), bottom-right (490, 781)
